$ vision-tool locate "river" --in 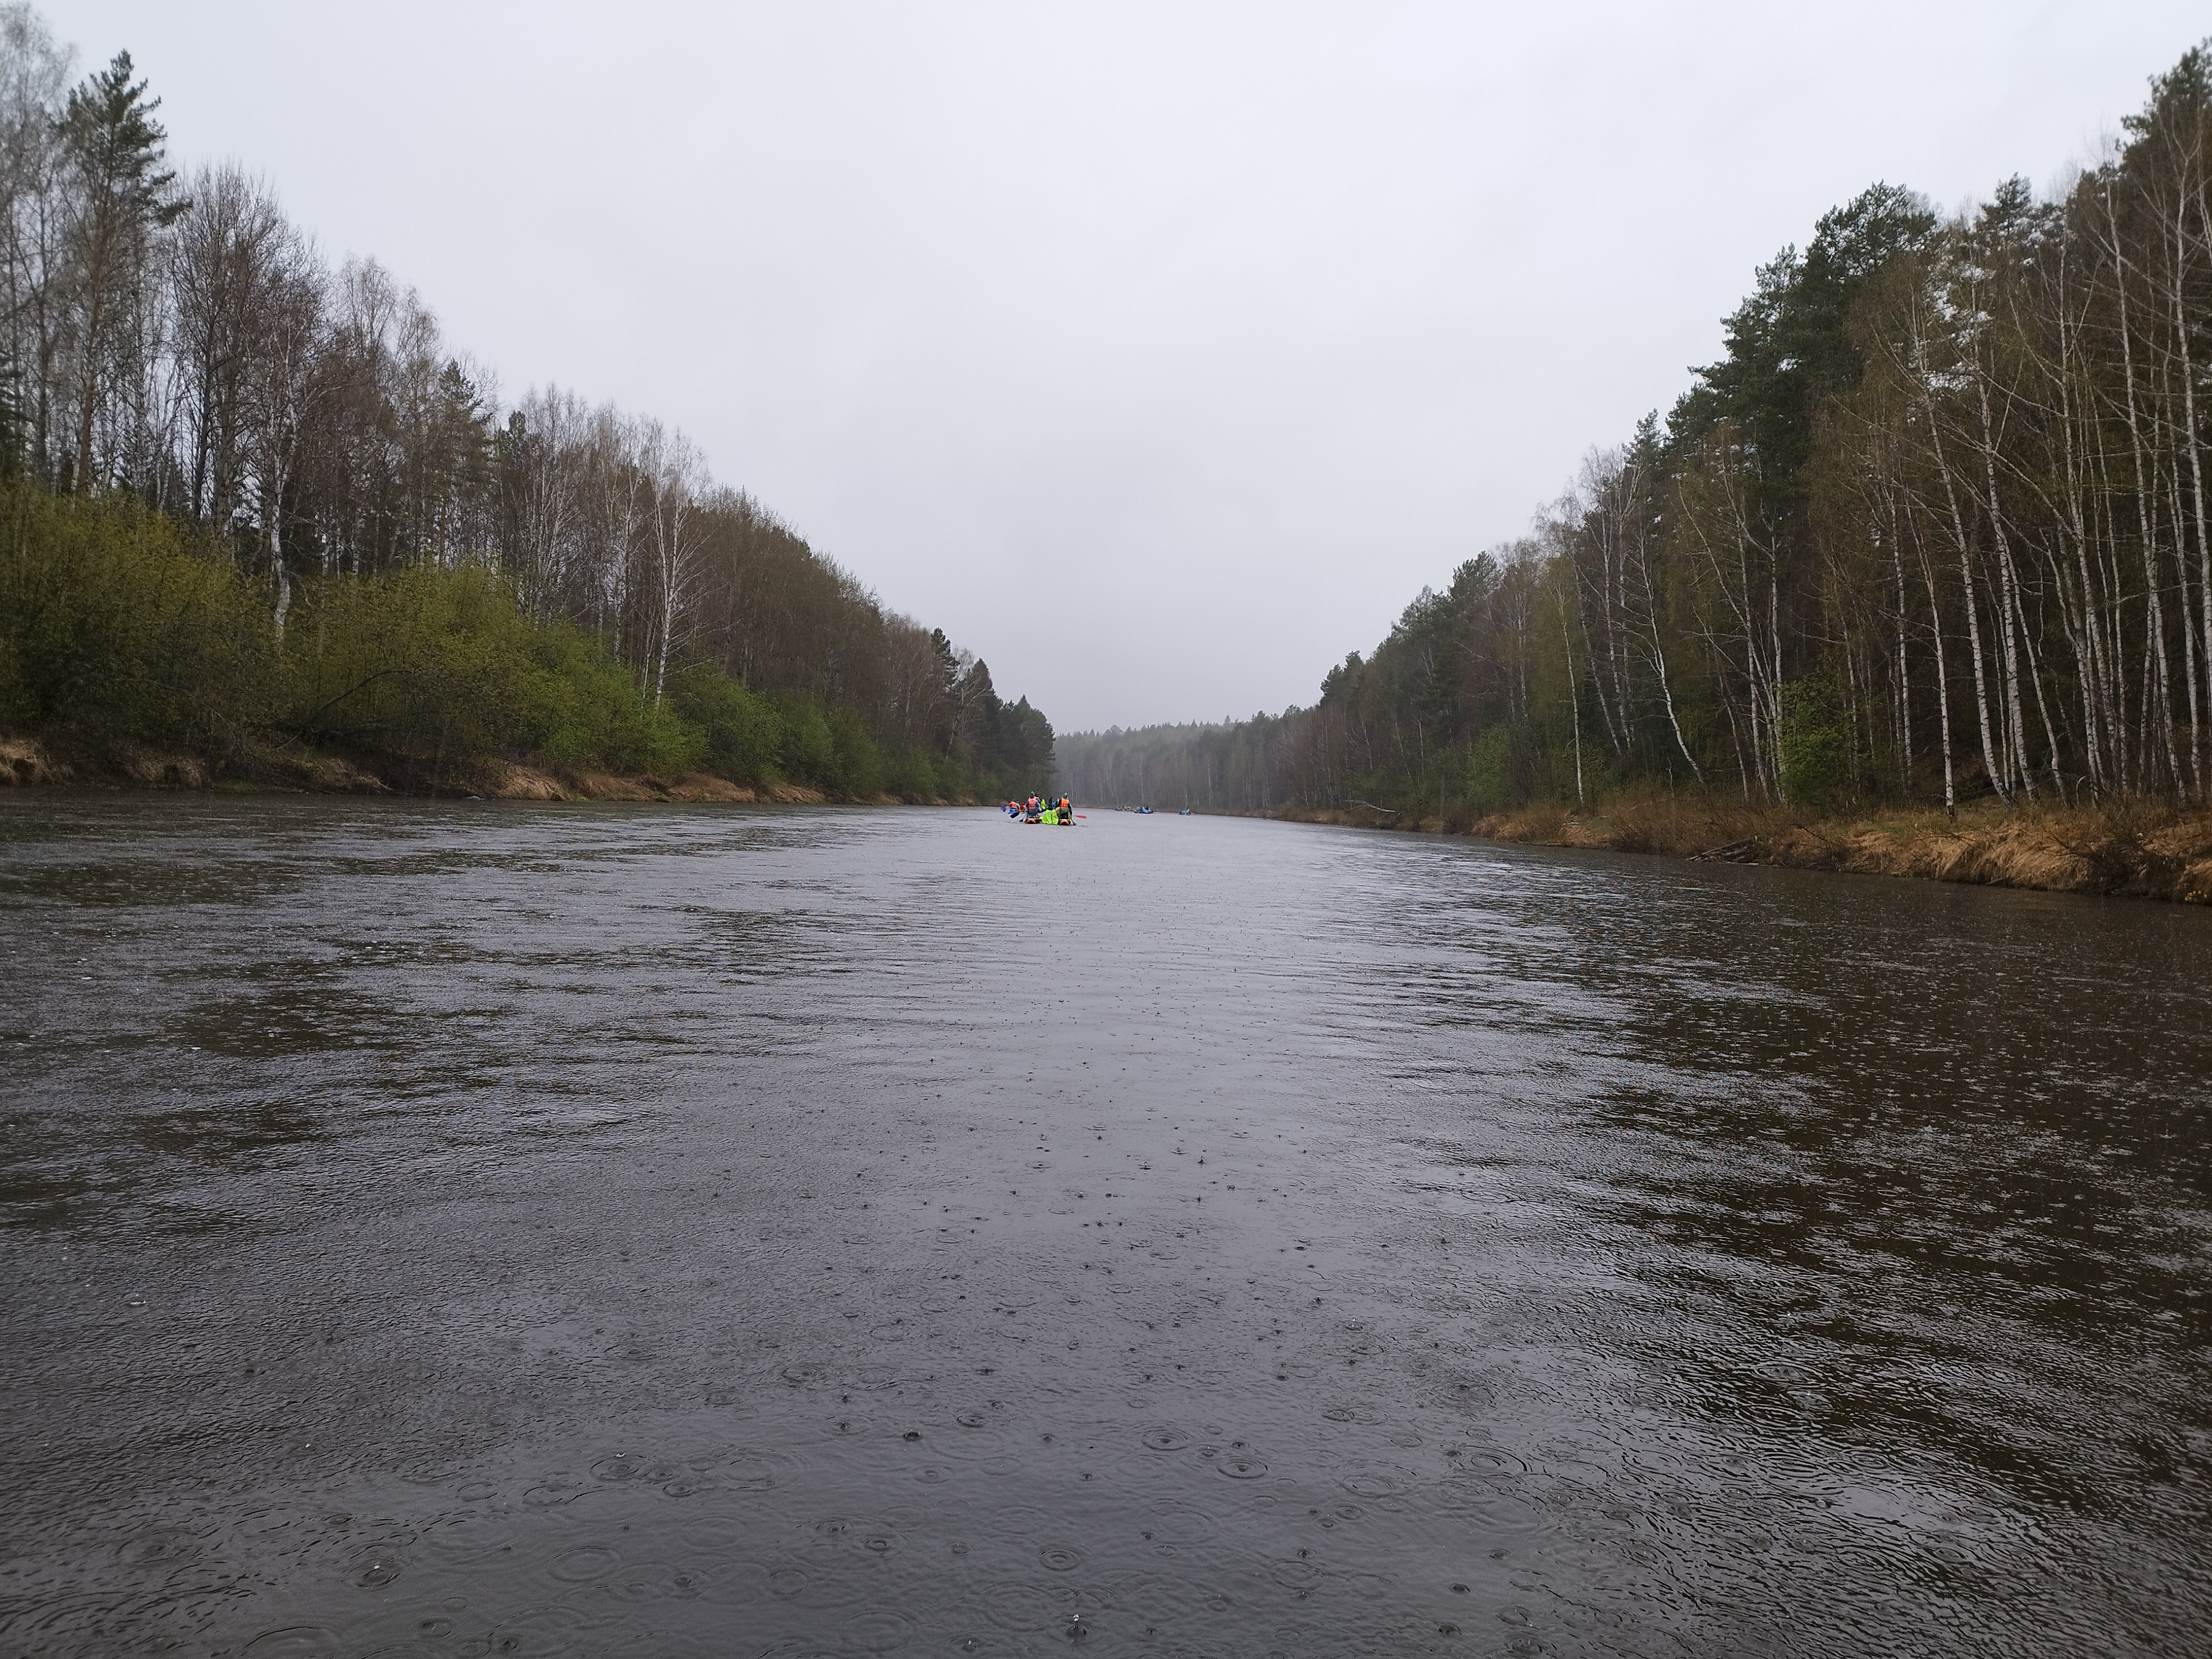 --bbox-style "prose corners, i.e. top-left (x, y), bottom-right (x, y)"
top-left (2, 798), bottom-right (2206, 1658)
